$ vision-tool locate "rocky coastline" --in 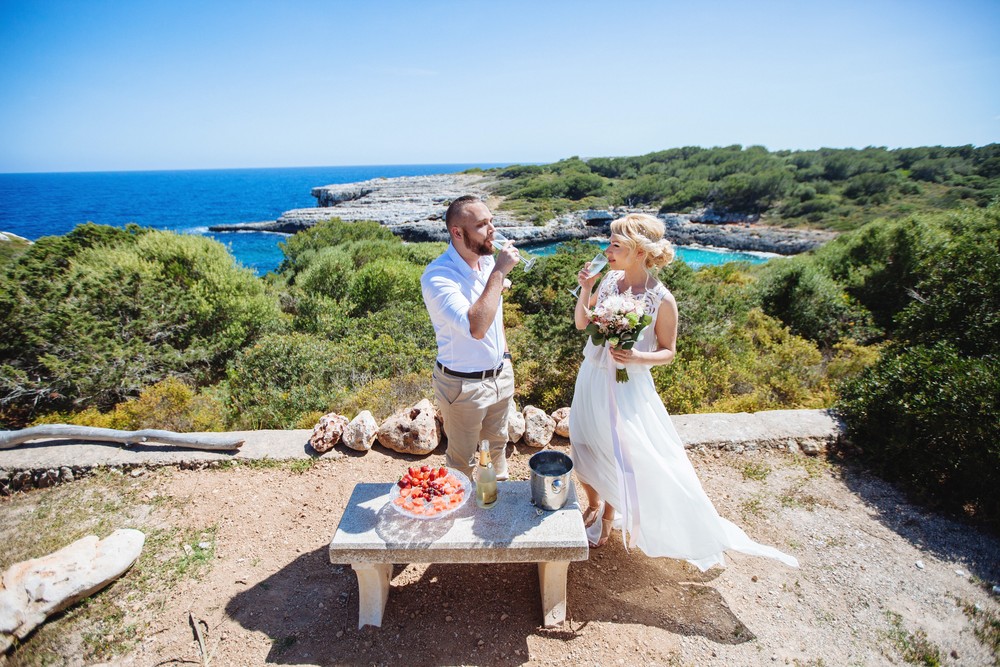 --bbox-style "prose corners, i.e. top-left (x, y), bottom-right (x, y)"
top-left (208, 173), bottom-right (836, 255)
